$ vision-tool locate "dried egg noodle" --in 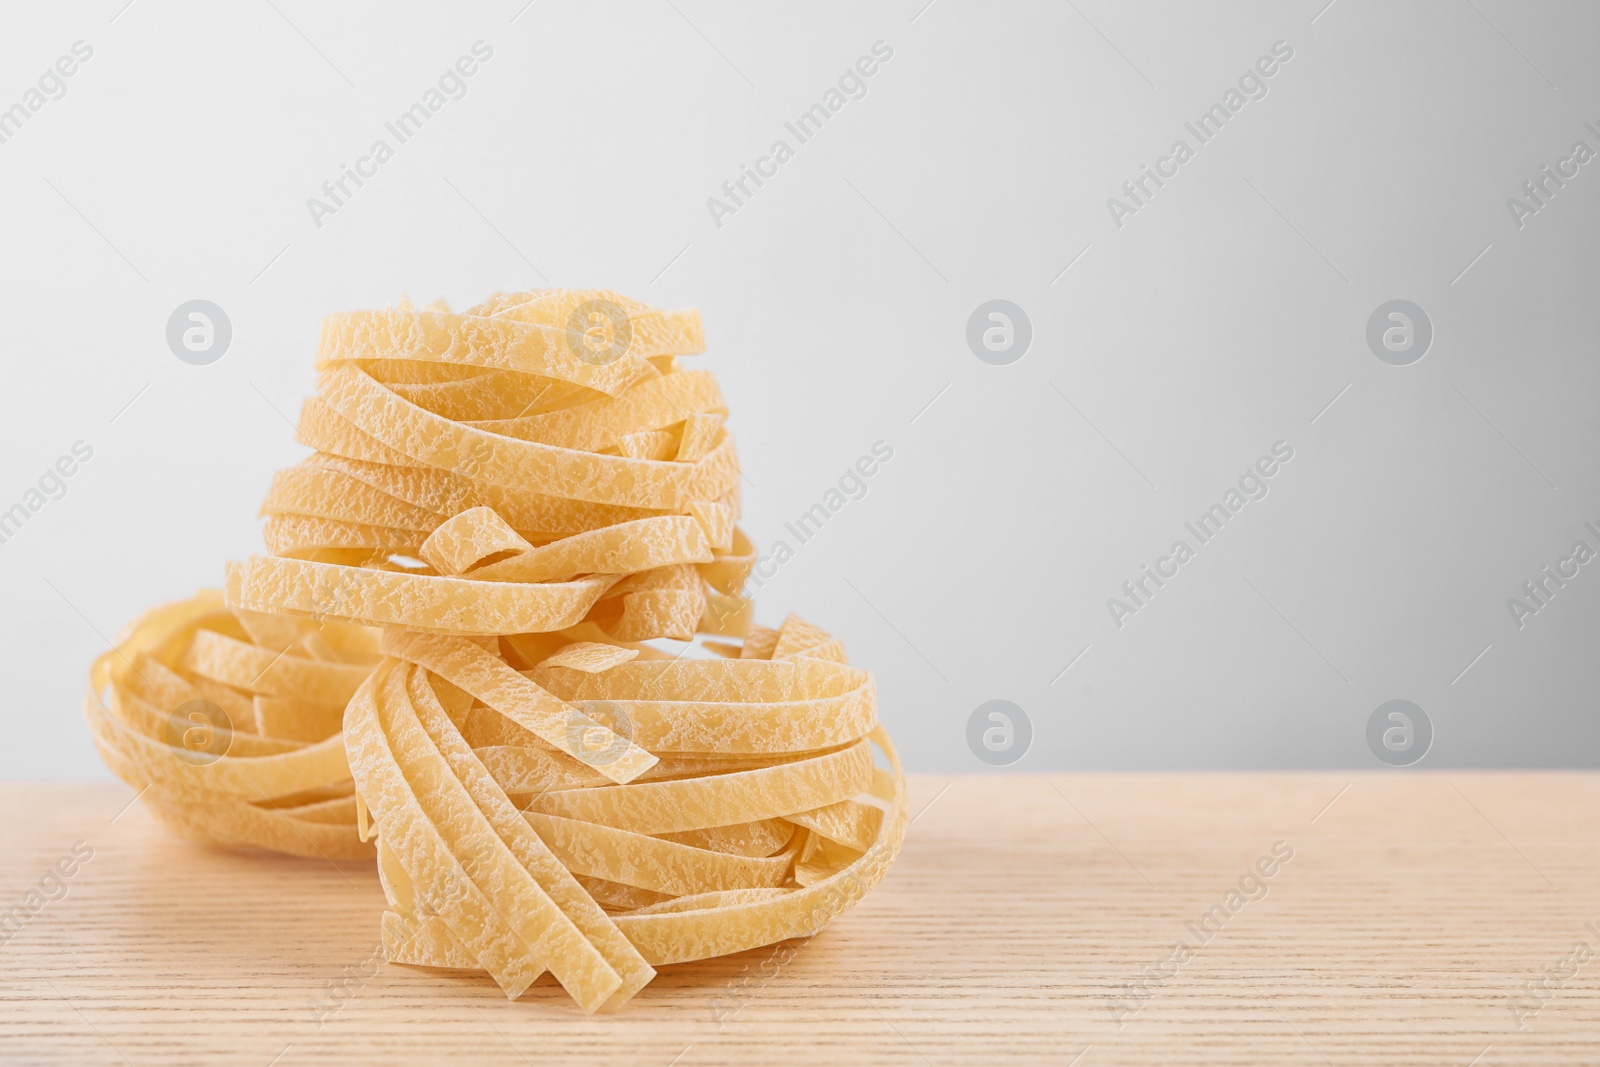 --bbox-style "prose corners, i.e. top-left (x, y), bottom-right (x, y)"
top-left (85, 591), bottom-right (377, 860)
top-left (86, 289), bottom-right (905, 1011)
